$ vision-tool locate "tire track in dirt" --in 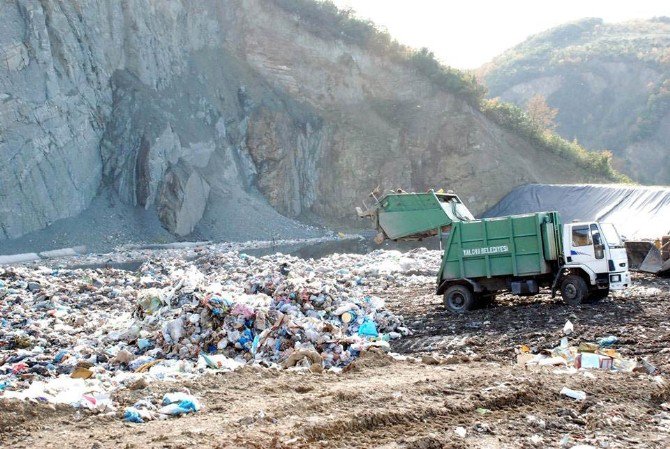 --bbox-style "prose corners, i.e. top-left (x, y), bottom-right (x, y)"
top-left (298, 374), bottom-right (555, 446)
